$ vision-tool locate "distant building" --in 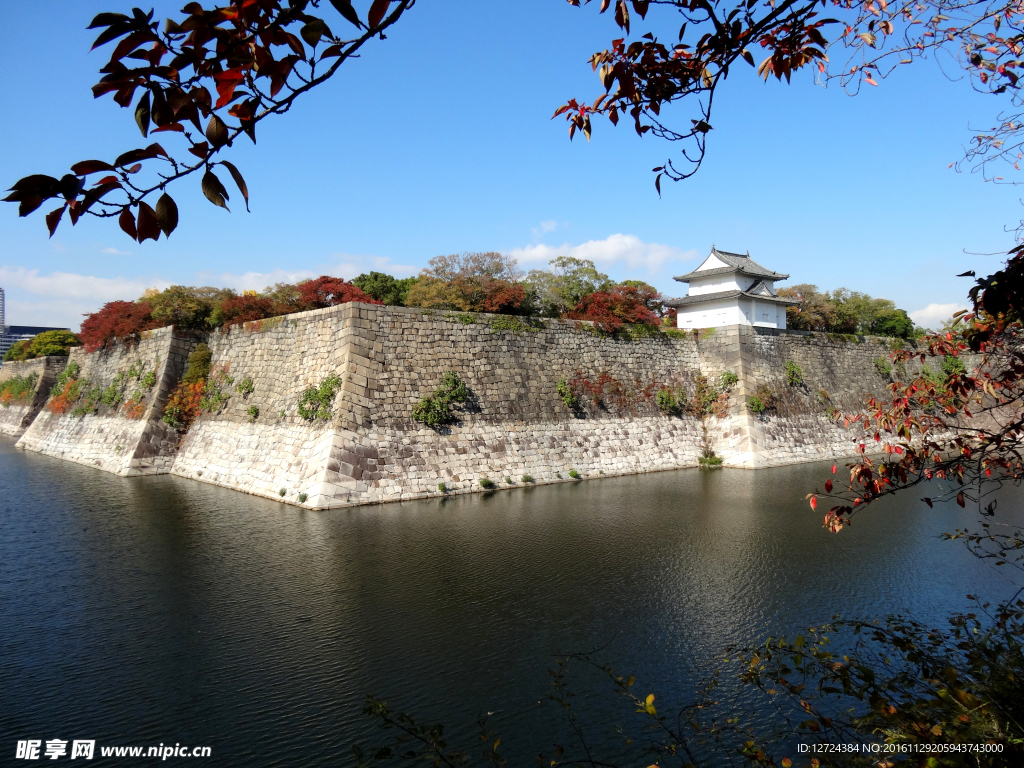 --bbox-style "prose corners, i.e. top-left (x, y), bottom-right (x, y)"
top-left (667, 246), bottom-right (800, 330)
top-left (0, 287), bottom-right (71, 364)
